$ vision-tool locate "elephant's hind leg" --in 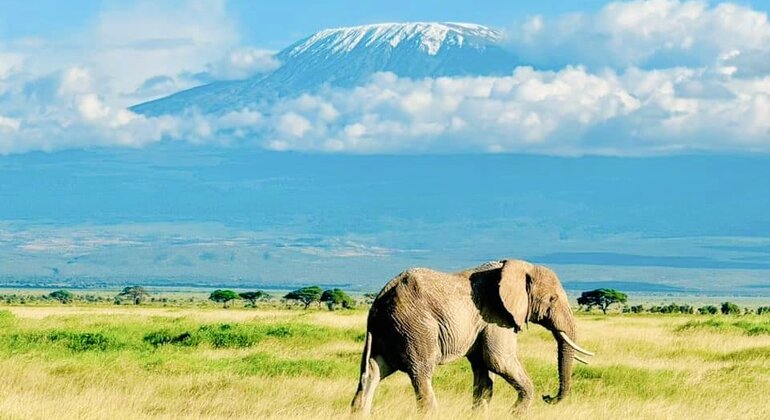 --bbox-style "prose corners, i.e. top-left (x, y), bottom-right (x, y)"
top-left (351, 355), bottom-right (393, 415)
top-left (407, 368), bottom-right (439, 413)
